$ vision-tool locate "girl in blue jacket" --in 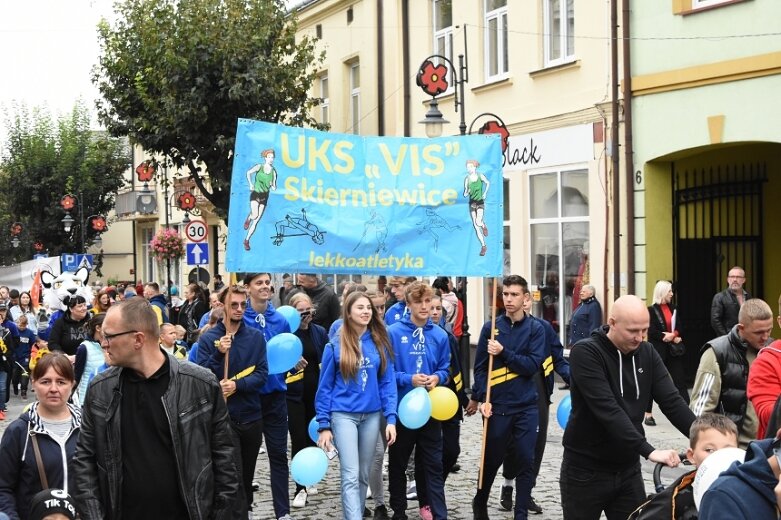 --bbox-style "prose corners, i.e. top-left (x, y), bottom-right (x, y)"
top-left (316, 292), bottom-right (398, 520)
